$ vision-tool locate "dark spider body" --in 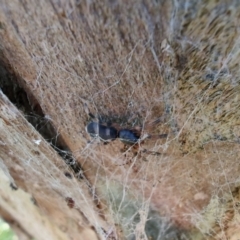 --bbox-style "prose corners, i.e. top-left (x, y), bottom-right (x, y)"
top-left (118, 129), bottom-right (140, 145)
top-left (85, 113), bottom-right (167, 156)
top-left (86, 121), bottom-right (118, 142)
